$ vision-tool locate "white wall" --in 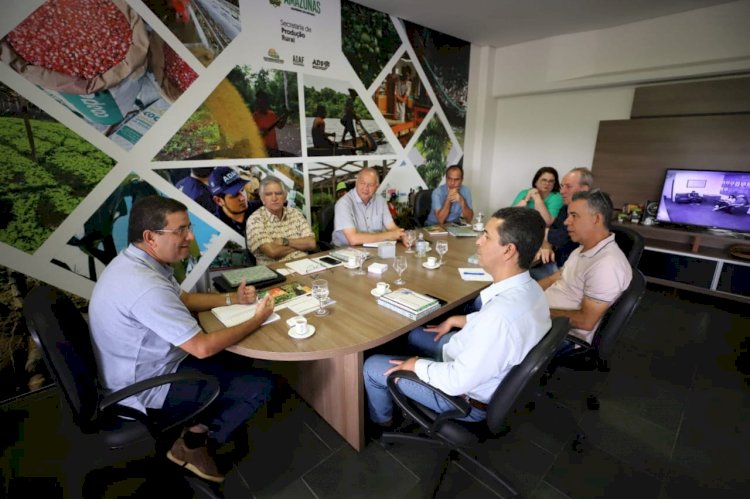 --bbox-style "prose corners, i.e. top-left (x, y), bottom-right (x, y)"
top-left (463, 0), bottom-right (750, 216)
